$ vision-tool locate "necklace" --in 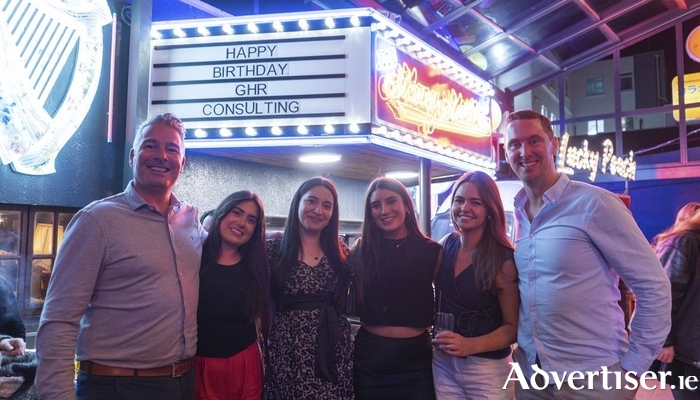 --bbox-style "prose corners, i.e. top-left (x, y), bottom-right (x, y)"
top-left (306, 248), bottom-right (322, 261)
top-left (460, 240), bottom-right (477, 252)
top-left (394, 236), bottom-right (408, 248)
